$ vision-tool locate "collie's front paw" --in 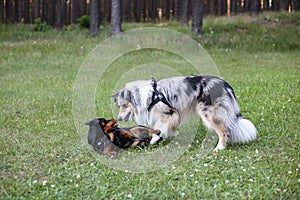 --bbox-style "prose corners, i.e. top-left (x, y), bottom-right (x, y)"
top-left (150, 134), bottom-right (161, 144)
top-left (213, 144), bottom-right (225, 152)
